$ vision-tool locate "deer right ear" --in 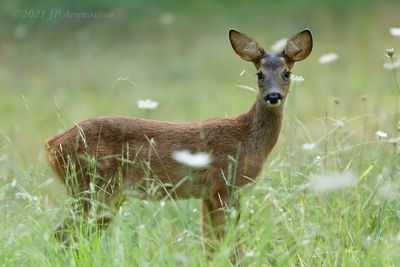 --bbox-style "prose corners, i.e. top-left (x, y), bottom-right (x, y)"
top-left (229, 29), bottom-right (264, 64)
